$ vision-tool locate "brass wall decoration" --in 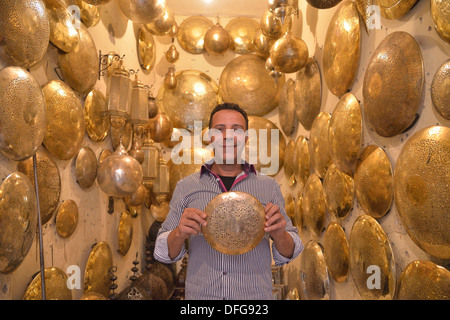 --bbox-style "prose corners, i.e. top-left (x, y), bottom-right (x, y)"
top-left (150, 200), bottom-right (170, 222)
top-left (302, 173), bottom-right (326, 236)
top-left (299, 240), bottom-right (330, 300)
top-left (17, 148), bottom-right (61, 225)
top-left (144, 7), bottom-right (175, 36)
top-left (323, 222), bottom-right (350, 283)
top-left (84, 241), bottom-right (113, 298)
top-left (431, 0), bottom-right (450, 43)
top-left (80, 291), bottom-right (108, 300)
top-left (260, 8), bottom-right (292, 38)
top-left (294, 57), bottom-right (322, 131)
top-left (431, 59), bottom-right (450, 120)
top-left (55, 200), bottom-right (78, 238)
top-left (0, 66), bottom-right (47, 161)
top-left (204, 23), bottom-right (232, 56)
top-left (42, 80), bottom-right (85, 160)
top-left (393, 126), bottom-right (450, 259)
top-left (323, 163), bottom-right (354, 219)
top-left (23, 267), bottom-right (72, 300)
top-left (219, 54), bottom-right (286, 117)
top-left (270, 32), bottom-right (309, 74)
top-left (328, 92), bottom-right (362, 174)
top-left (118, 211), bottom-right (133, 256)
top-left (147, 109), bottom-right (174, 142)
top-left (98, 149), bottom-right (113, 165)
top-left (138, 27), bottom-right (156, 71)
top-left (349, 215), bottom-right (396, 300)
top-left (225, 17), bottom-right (260, 54)
top-left (363, 31), bottom-right (424, 137)
top-left (111, 120), bottom-right (133, 151)
top-left (378, 0), bottom-right (418, 20)
top-left (75, 146), bottom-right (98, 189)
top-left (117, 0), bottom-right (165, 24)
top-left (84, 89), bottom-right (110, 142)
top-left (253, 29), bottom-right (277, 60)
top-left (323, 0), bottom-right (360, 97)
top-left (306, 0), bottom-right (342, 9)
top-left (0, 172), bottom-right (37, 274)
top-left (77, 0), bottom-right (101, 28)
top-left (355, 0), bottom-right (373, 34)
top-left (292, 135), bottom-right (310, 188)
top-left (354, 145), bottom-right (393, 219)
top-left (177, 16), bottom-right (213, 54)
top-left (309, 112), bottom-right (332, 178)
top-left (397, 260), bottom-right (450, 300)
top-left (284, 140), bottom-right (296, 186)
top-left (294, 191), bottom-right (304, 230)
top-left (0, 0), bottom-right (50, 69)
top-left (202, 191), bottom-right (266, 255)
top-left (278, 78), bottom-right (296, 136)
